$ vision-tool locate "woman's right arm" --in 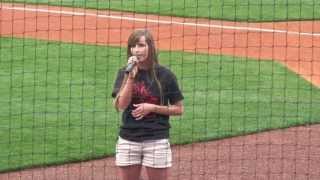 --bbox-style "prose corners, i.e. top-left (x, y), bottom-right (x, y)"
top-left (113, 56), bottom-right (139, 111)
top-left (114, 77), bottom-right (134, 111)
